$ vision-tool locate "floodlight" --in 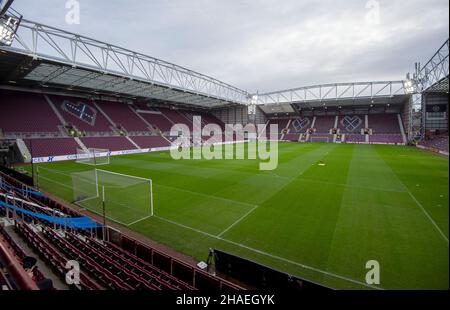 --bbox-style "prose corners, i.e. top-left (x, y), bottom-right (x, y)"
top-left (403, 79), bottom-right (418, 94)
top-left (0, 15), bottom-right (20, 46)
top-left (0, 2), bottom-right (21, 46)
